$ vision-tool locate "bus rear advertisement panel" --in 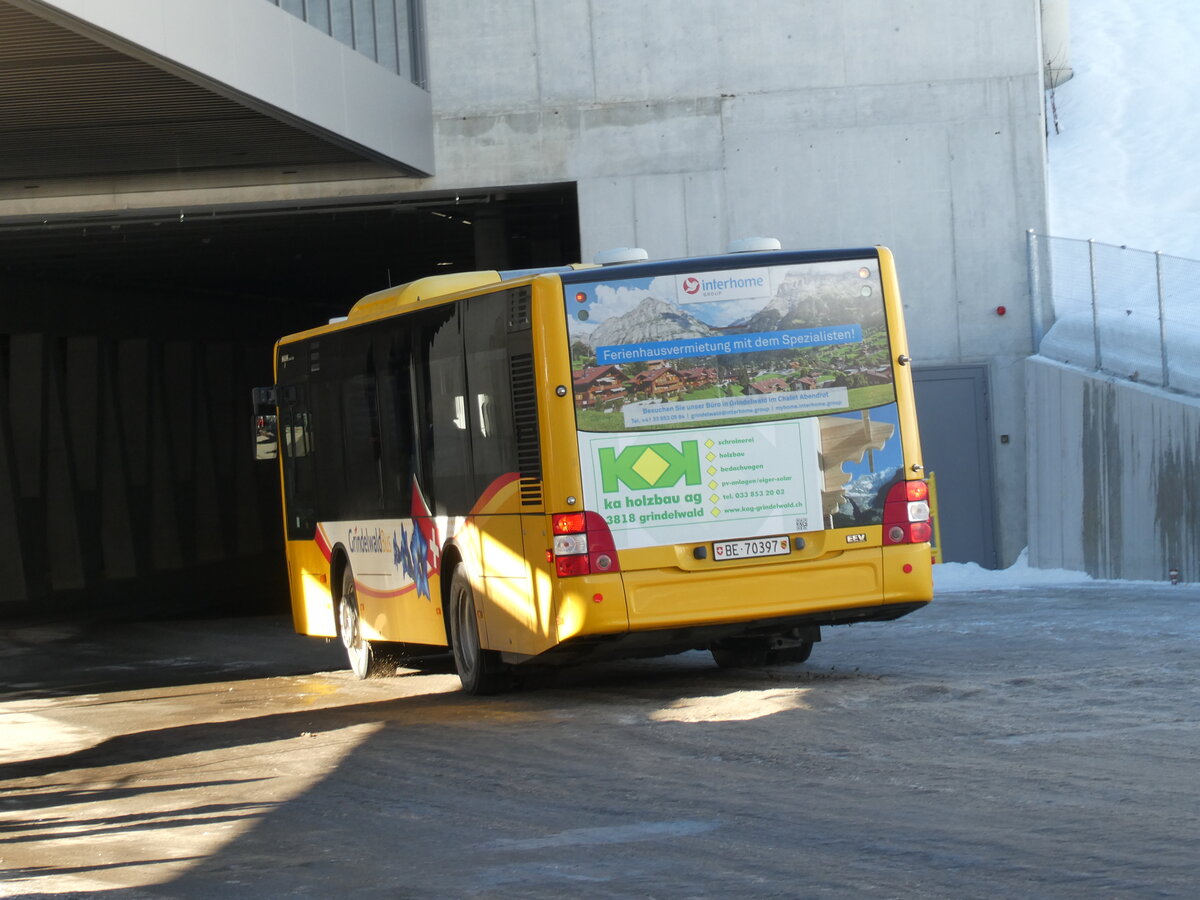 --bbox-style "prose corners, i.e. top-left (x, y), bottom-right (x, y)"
top-left (564, 256), bottom-right (909, 551)
top-left (577, 420), bottom-right (824, 547)
top-left (259, 247), bottom-right (933, 693)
